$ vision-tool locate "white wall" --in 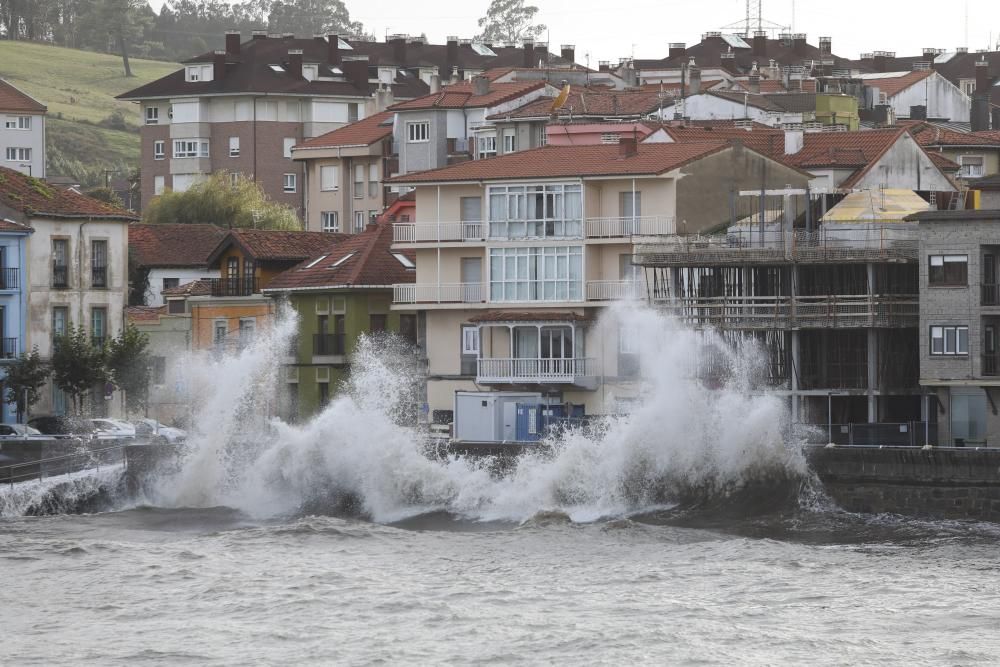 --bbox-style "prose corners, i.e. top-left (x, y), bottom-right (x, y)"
top-left (890, 72), bottom-right (971, 122)
top-left (0, 111), bottom-right (45, 177)
top-left (147, 268), bottom-right (220, 307)
top-left (853, 133), bottom-right (955, 191)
